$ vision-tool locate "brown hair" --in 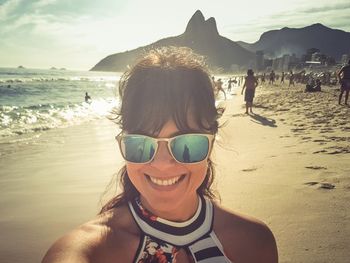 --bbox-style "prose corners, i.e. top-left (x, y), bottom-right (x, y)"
top-left (100, 47), bottom-right (220, 213)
